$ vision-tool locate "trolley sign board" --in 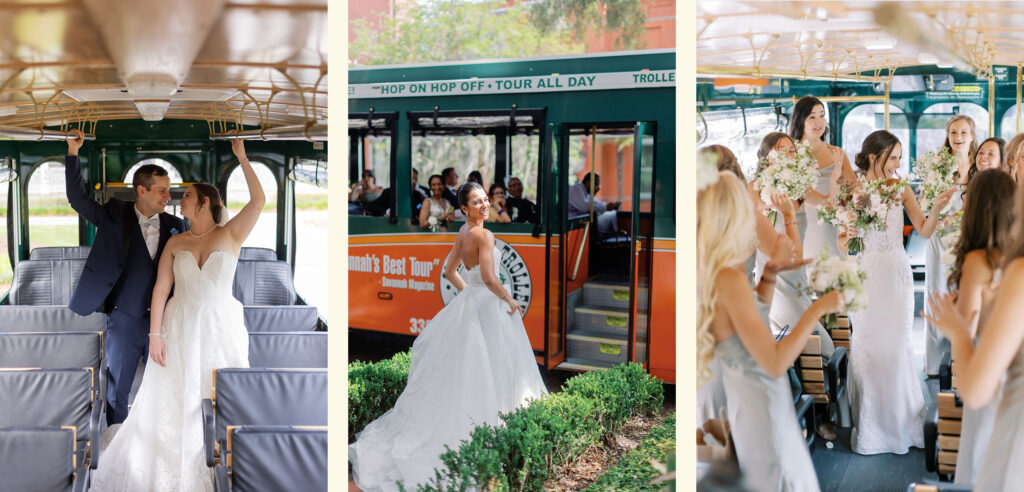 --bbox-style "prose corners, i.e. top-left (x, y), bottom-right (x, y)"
top-left (349, 70), bottom-right (675, 99)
